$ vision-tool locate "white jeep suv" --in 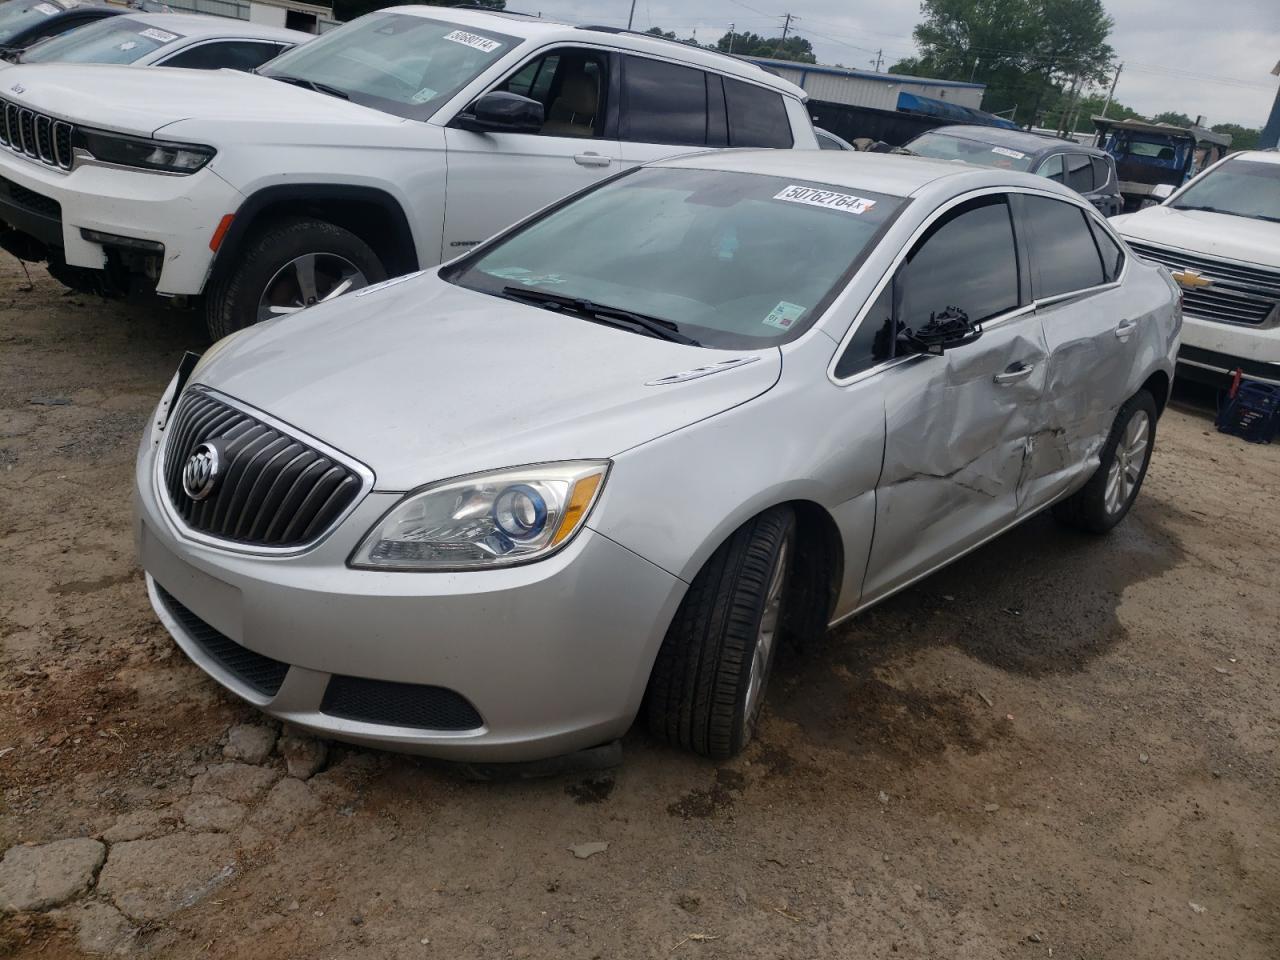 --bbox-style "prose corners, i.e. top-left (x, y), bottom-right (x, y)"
top-left (1112, 149), bottom-right (1280, 387)
top-left (0, 6), bottom-right (815, 337)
